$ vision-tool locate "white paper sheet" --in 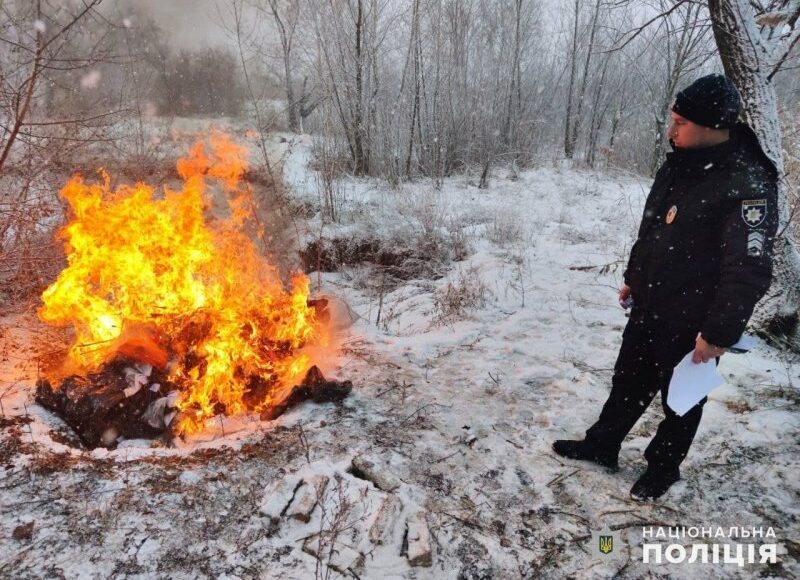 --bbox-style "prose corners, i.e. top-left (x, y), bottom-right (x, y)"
top-left (728, 335), bottom-right (756, 353)
top-left (666, 351), bottom-right (726, 416)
